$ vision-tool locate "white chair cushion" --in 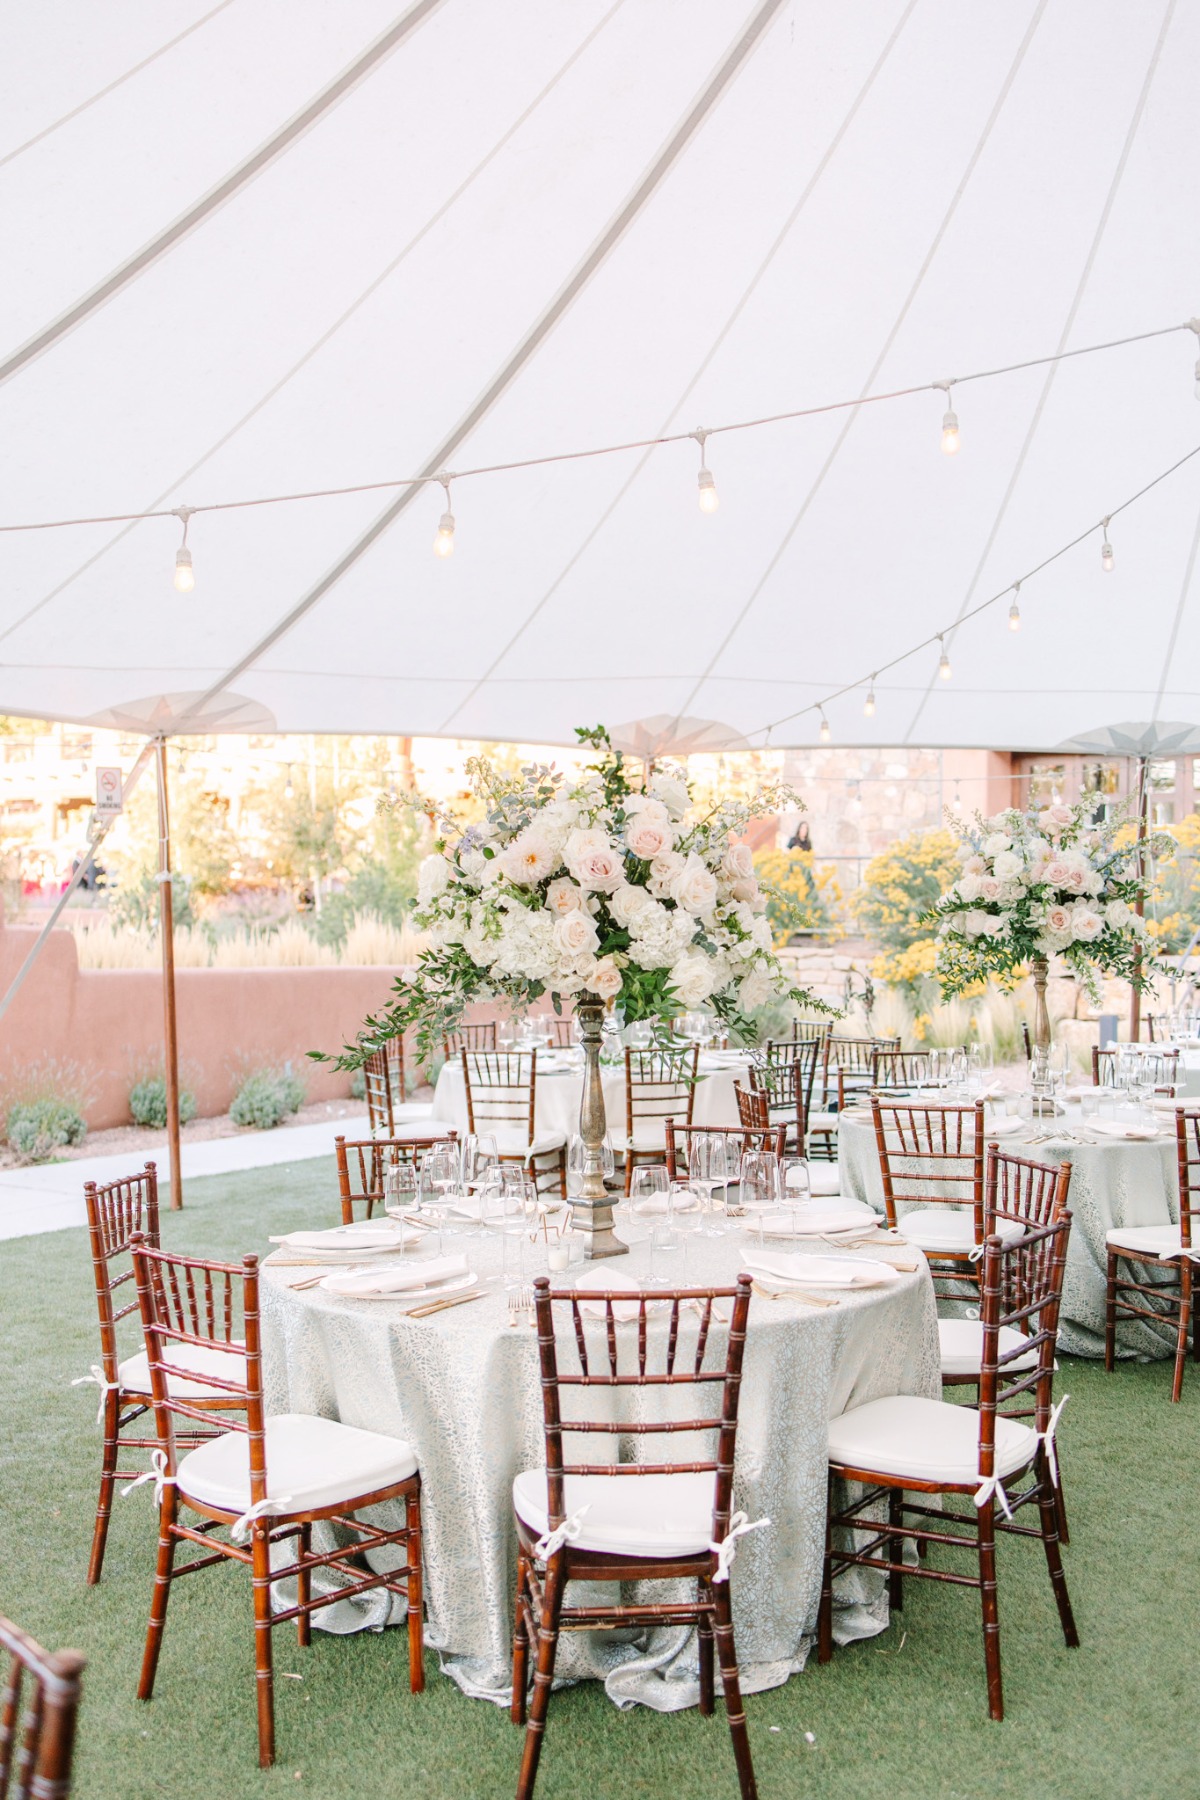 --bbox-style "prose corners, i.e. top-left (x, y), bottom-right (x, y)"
top-left (896, 1211), bottom-right (1025, 1254)
top-left (807, 1112), bottom-right (839, 1132)
top-left (119, 1340), bottom-right (246, 1401)
top-left (1106, 1224), bottom-right (1186, 1259)
top-left (177, 1414), bottom-right (418, 1519)
top-left (805, 1165), bottom-right (844, 1198)
top-left (938, 1320), bottom-right (1042, 1378)
top-left (494, 1131), bottom-right (567, 1158)
top-left (627, 1122), bottom-right (673, 1152)
top-left (827, 1394), bottom-right (1036, 1486)
top-left (513, 1468), bottom-right (714, 1559)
